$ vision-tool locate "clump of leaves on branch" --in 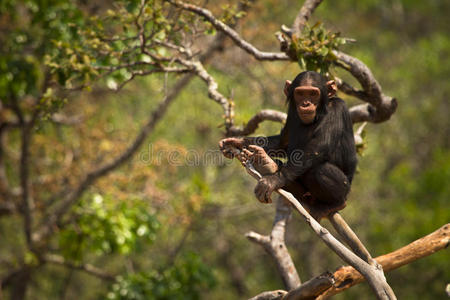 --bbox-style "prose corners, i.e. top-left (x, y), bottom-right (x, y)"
top-left (290, 22), bottom-right (347, 74)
